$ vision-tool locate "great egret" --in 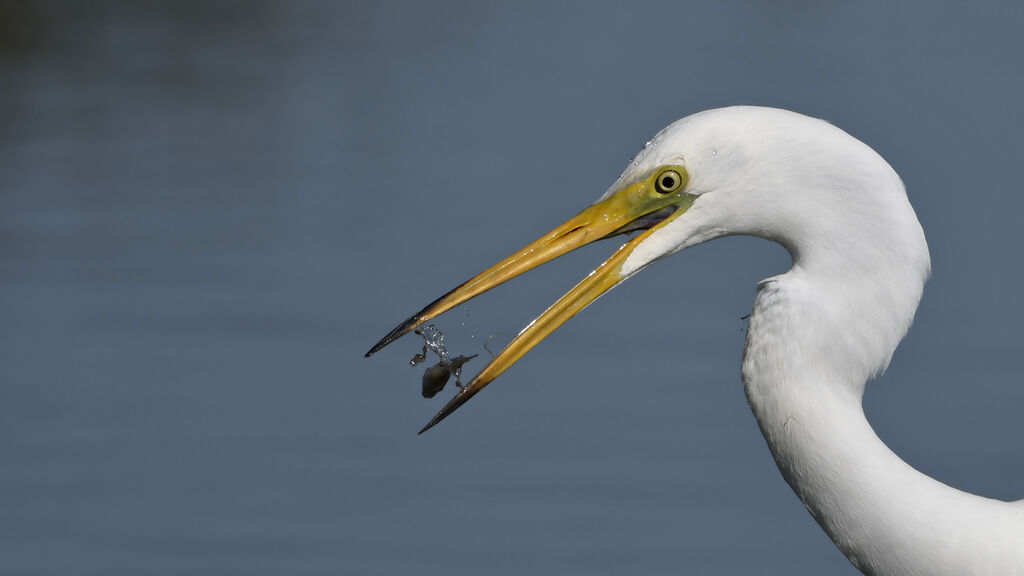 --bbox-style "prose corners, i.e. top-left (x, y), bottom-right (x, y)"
top-left (366, 107), bottom-right (1024, 575)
